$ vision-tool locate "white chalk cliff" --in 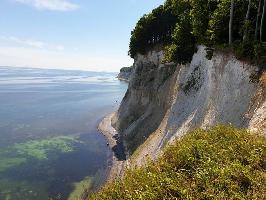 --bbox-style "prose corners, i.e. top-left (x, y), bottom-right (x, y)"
top-left (113, 46), bottom-right (265, 166)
